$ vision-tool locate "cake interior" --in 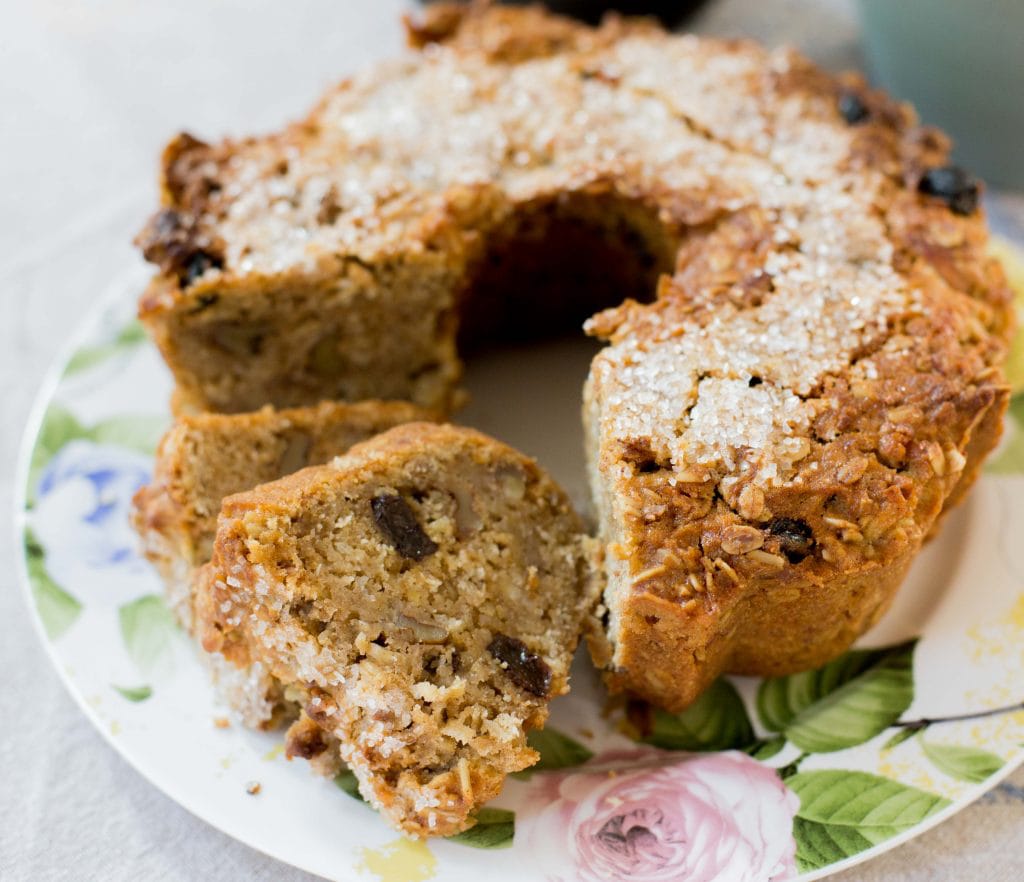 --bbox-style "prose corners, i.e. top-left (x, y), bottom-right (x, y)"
top-left (208, 430), bottom-right (593, 832)
top-left (160, 259), bottom-right (464, 414)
